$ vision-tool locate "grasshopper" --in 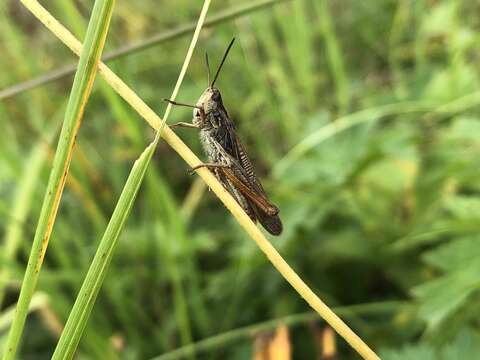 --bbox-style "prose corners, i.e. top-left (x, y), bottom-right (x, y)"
top-left (165, 38), bottom-right (282, 235)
